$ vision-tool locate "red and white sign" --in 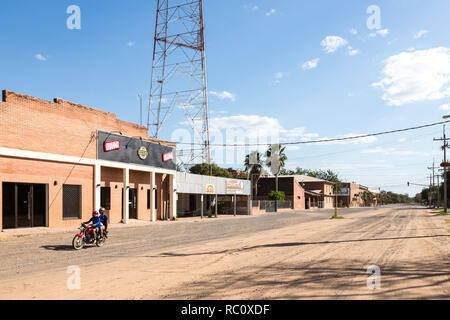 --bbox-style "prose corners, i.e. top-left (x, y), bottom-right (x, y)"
top-left (162, 151), bottom-right (174, 162)
top-left (104, 140), bottom-right (120, 152)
